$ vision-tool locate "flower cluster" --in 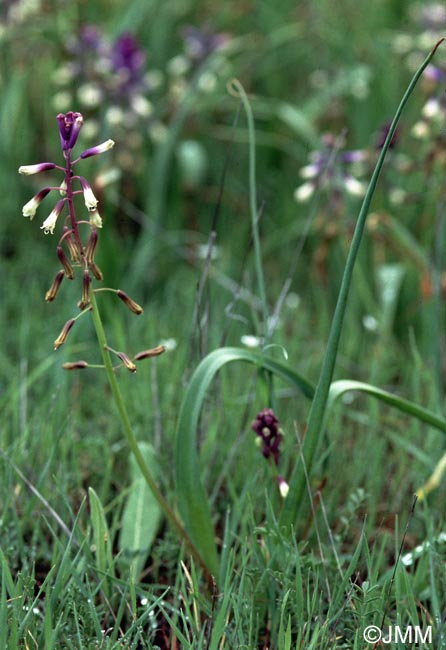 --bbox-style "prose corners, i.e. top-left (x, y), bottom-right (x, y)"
top-left (294, 133), bottom-right (368, 204)
top-left (393, 3), bottom-right (446, 141)
top-left (251, 408), bottom-right (289, 497)
top-left (251, 408), bottom-right (283, 465)
top-left (52, 23), bottom-right (231, 173)
top-left (18, 111), bottom-right (163, 368)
